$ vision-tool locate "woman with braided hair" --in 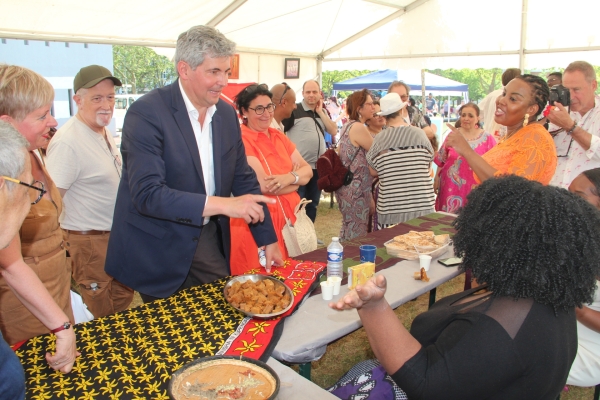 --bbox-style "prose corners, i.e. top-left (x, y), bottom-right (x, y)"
top-left (445, 74), bottom-right (557, 184)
